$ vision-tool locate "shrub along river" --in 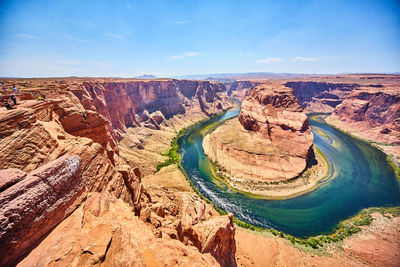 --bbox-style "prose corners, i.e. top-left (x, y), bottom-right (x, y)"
top-left (178, 107), bottom-right (400, 238)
